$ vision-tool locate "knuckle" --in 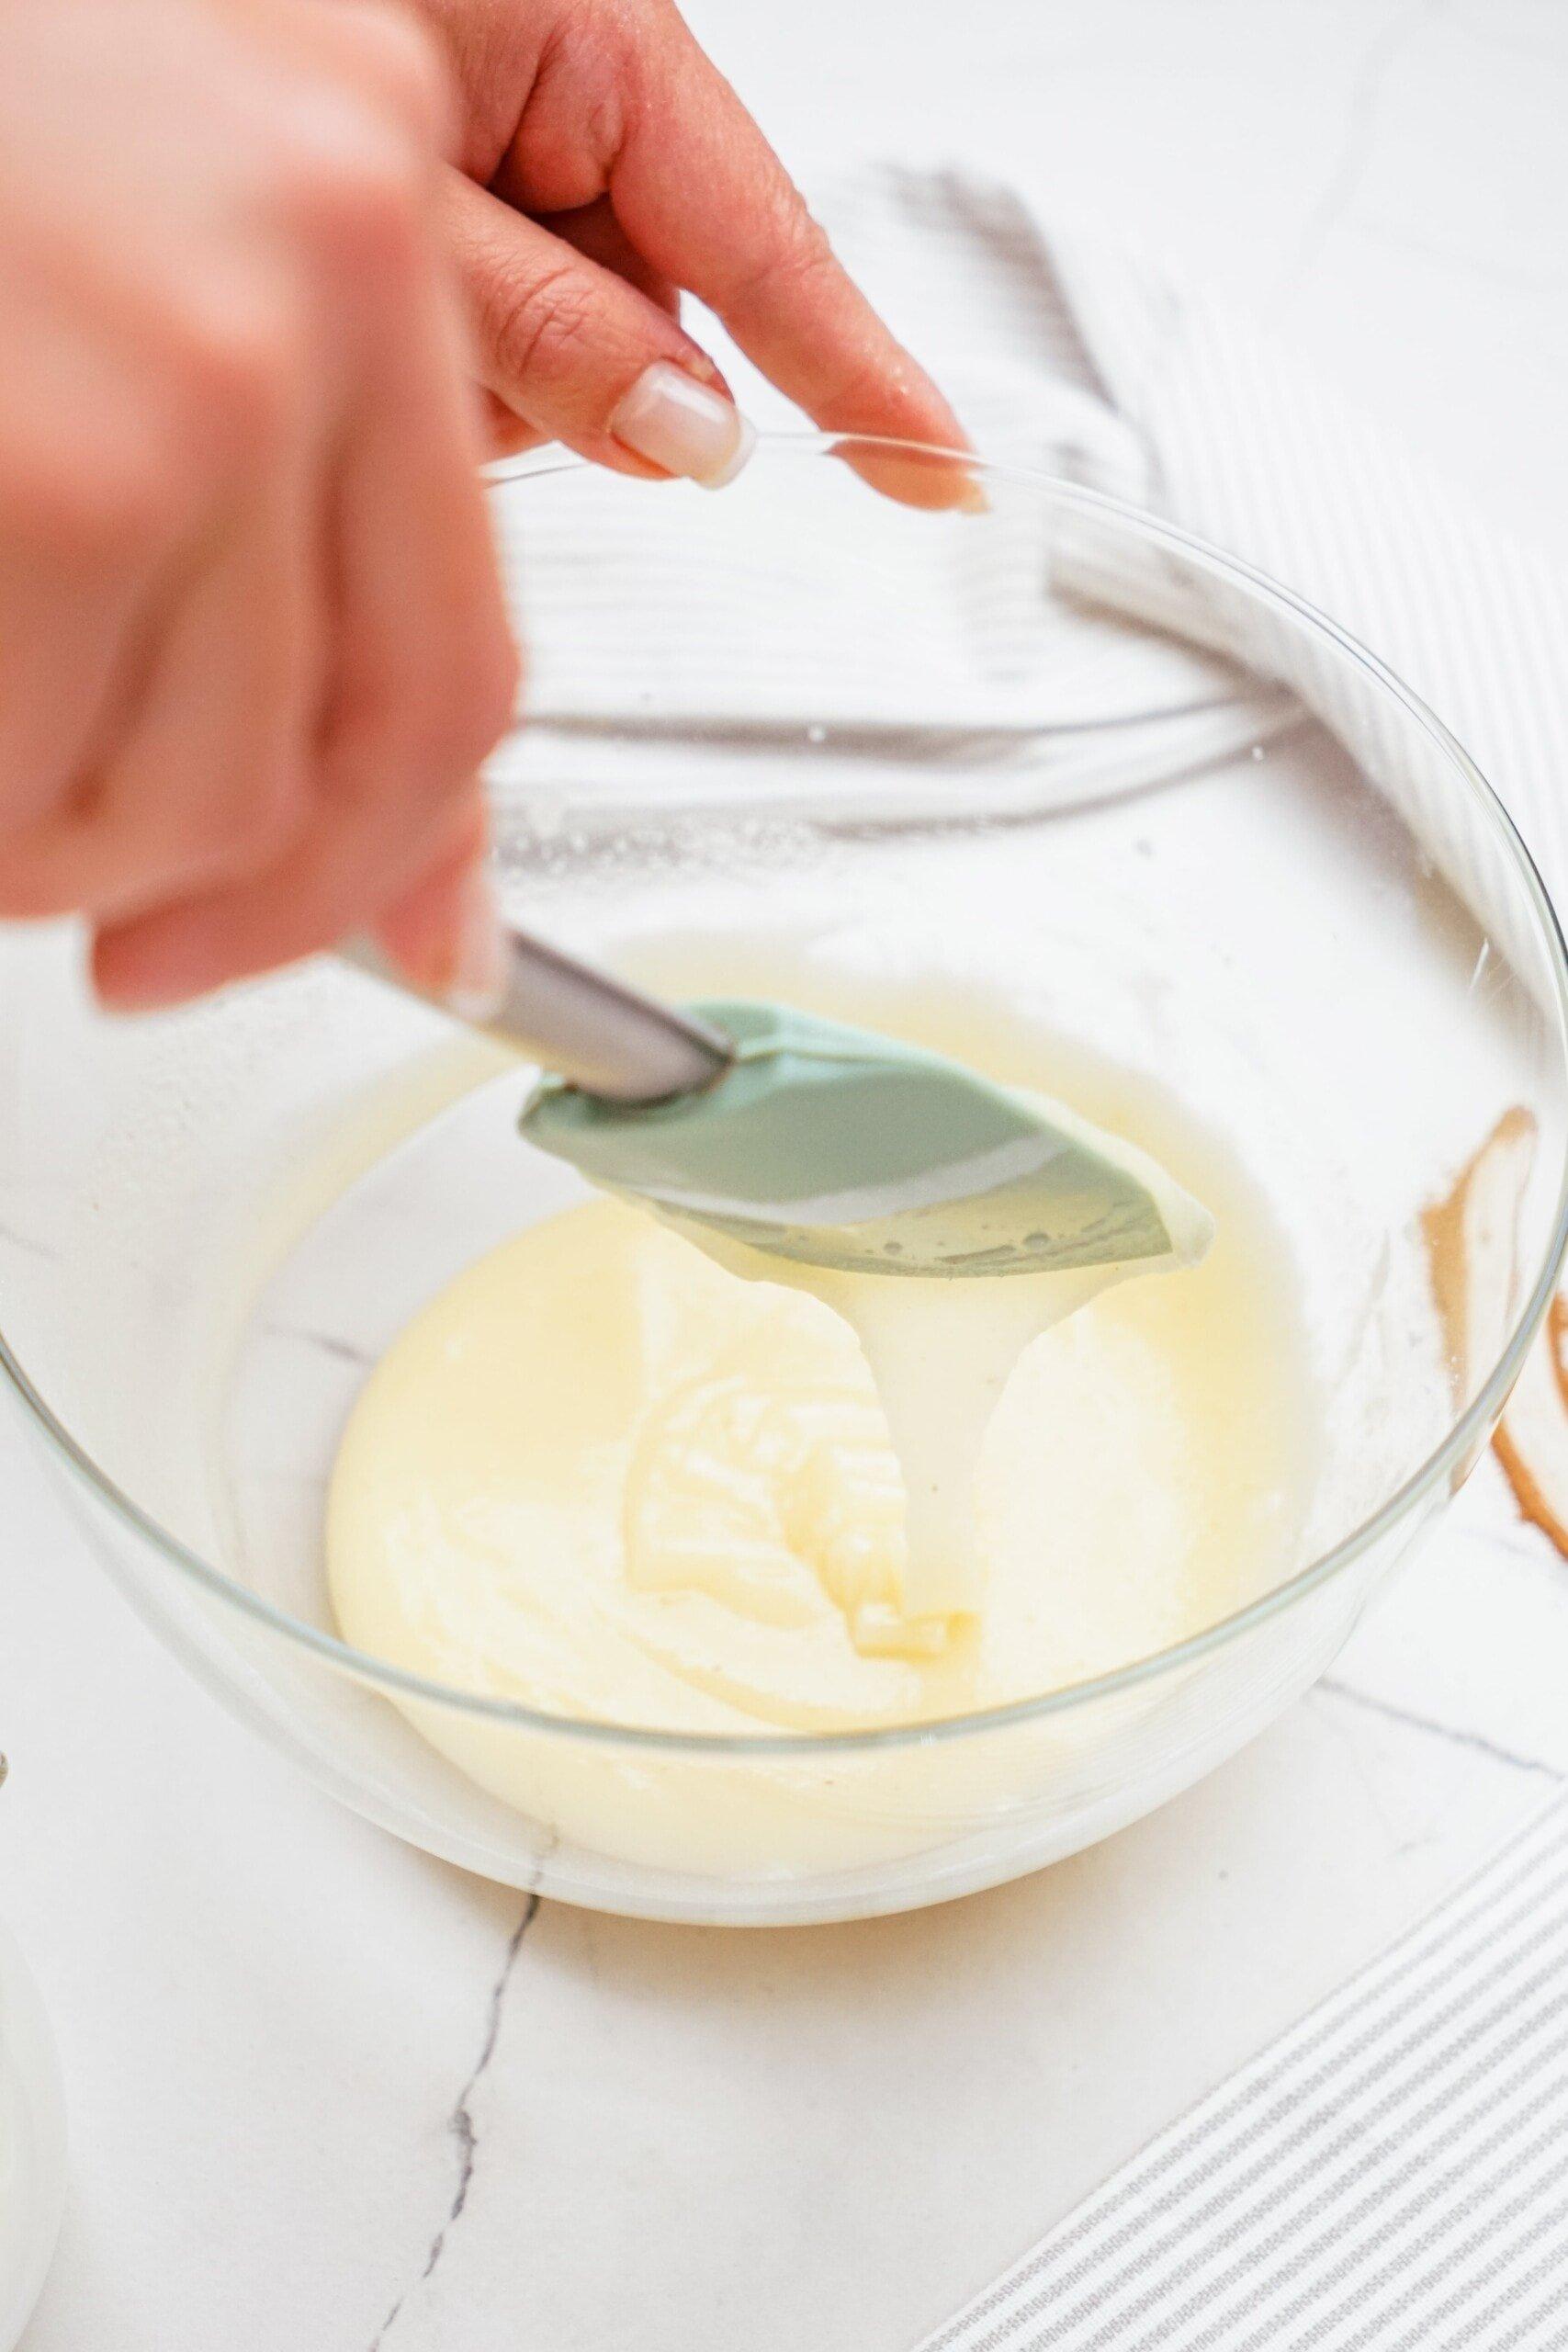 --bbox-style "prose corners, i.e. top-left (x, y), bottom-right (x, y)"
top-left (776, 205), bottom-right (837, 288)
top-left (223, 761), bottom-right (310, 867)
top-left (479, 259), bottom-right (598, 390)
top-left (0, 848), bottom-right (65, 921)
top-left (332, 605), bottom-right (517, 808)
top-left (522, 4), bottom-right (630, 185)
top-left (0, 445), bottom-right (175, 567)
top-left (74, 465), bottom-right (171, 561)
top-left (173, 758), bottom-right (307, 880)
top-left (333, 1), bottom-right (452, 147)
top-left (431, 605), bottom-right (522, 770)
top-left (400, 707), bottom-right (491, 792)
top-left (276, 112), bottom-right (424, 282)
top-left (466, 624), bottom-right (523, 754)
top-left (734, 199), bottom-right (836, 311)
top-left (815, 345), bottom-right (908, 428)
top-left (331, 151), bottom-right (424, 281)
top-left (0, 880), bottom-right (70, 922)
top-left (162, 306), bottom-right (299, 464)
top-left (395, 648), bottom-right (516, 787)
